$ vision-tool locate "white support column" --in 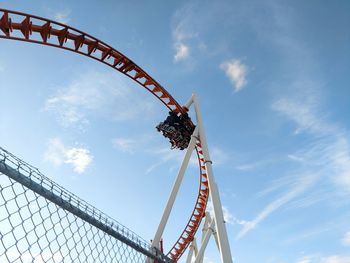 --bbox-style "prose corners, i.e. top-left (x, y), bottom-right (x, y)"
top-left (192, 95), bottom-right (233, 263)
top-left (212, 219), bottom-right (220, 251)
top-left (201, 212), bottom-right (212, 244)
top-left (184, 95), bottom-right (195, 110)
top-left (186, 238), bottom-right (198, 263)
top-left (193, 219), bottom-right (215, 263)
top-left (151, 94), bottom-right (232, 263)
top-left (152, 127), bottom-right (199, 249)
